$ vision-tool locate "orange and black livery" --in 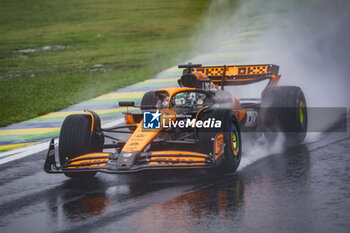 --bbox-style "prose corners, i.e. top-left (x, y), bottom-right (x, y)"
top-left (44, 62), bottom-right (307, 178)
